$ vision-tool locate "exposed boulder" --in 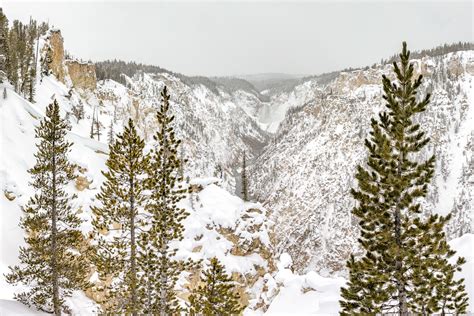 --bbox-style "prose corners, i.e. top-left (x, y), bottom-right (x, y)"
top-left (3, 190), bottom-right (16, 201)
